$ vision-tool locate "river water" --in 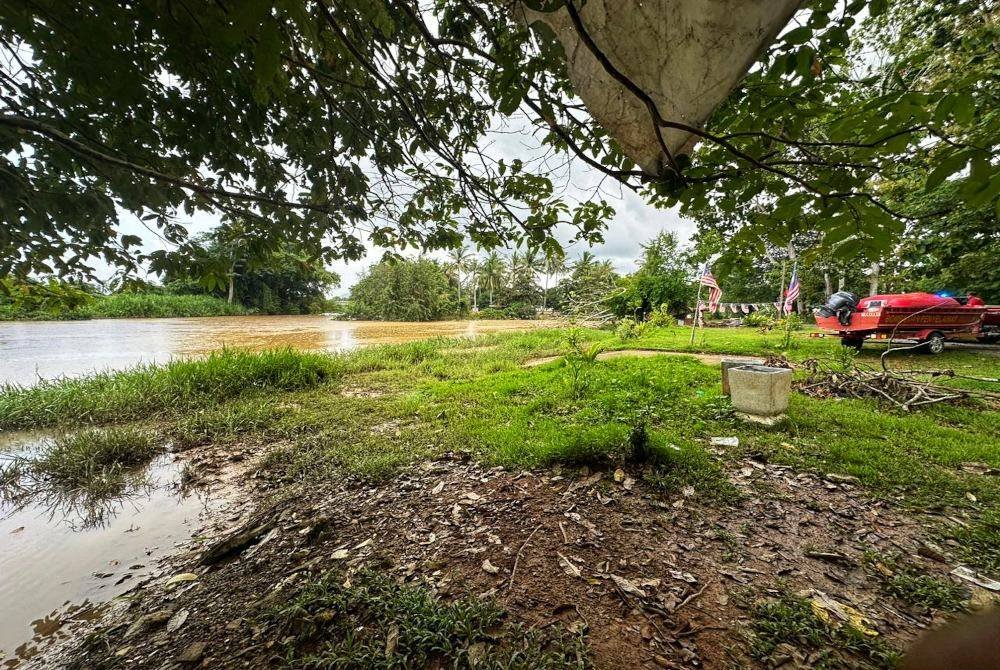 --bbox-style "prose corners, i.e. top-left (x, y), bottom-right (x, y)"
top-left (0, 437), bottom-right (228, 665)
top-left (0, 316), bottom-right (556, 387)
